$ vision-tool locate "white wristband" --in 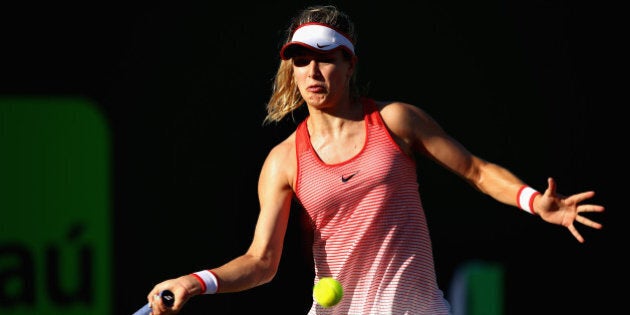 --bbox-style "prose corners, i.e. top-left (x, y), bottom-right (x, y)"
top-left (517, 186), bottom-right (540, 215)
top-left (191, 270), bottom-right (219, 294)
